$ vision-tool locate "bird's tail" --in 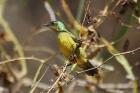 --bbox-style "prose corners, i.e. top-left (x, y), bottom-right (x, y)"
top-left (80, 60), bottom-right (98, 76)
